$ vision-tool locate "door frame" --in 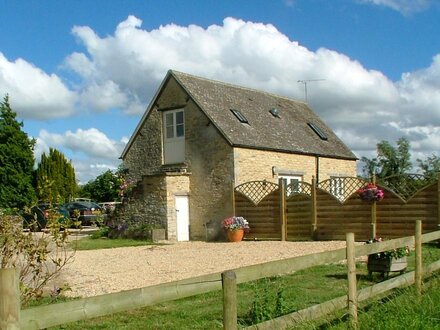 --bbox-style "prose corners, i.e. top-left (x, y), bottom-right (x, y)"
top-left (175, 194), bottom-right (189, 241)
